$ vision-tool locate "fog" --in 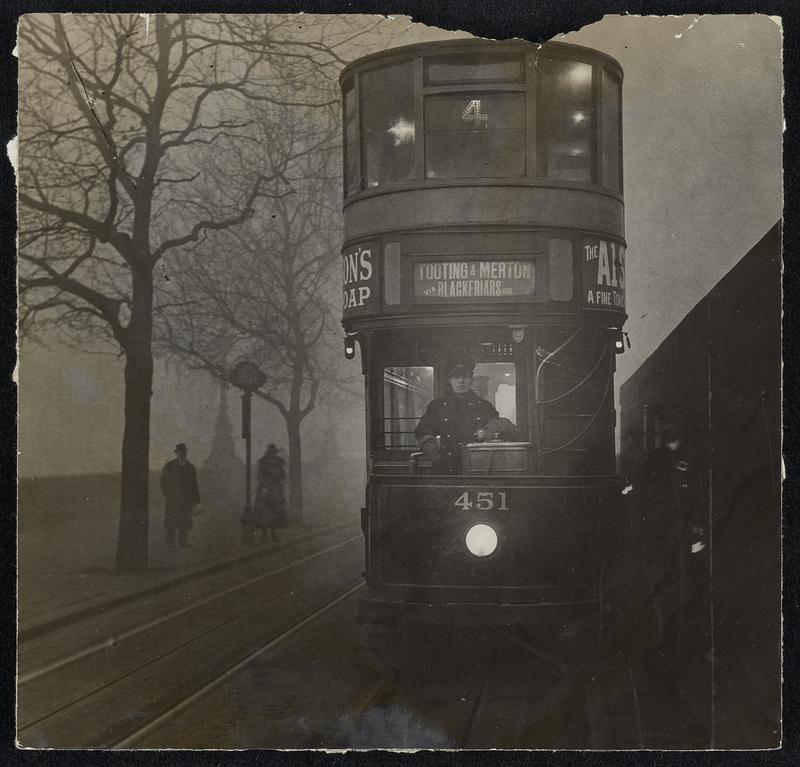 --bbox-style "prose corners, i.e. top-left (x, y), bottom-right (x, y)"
top-left (18, 14), bottom-right (782, 515)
